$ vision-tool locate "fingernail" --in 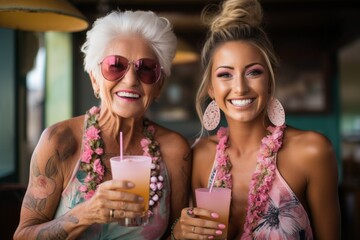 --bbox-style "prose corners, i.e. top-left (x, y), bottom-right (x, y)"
top-left (127, 182), bottom-right (134, 188)
top-left (218, 224), bottom-right (226, 229)
top-left (211, 212), bottom-right (219, 218)
top-left (138, 196), bottom-right (144, 202)
top-left (208, 236), bottom-right (214, 239)
top-left (215, 230), bottom-right (222, 235)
